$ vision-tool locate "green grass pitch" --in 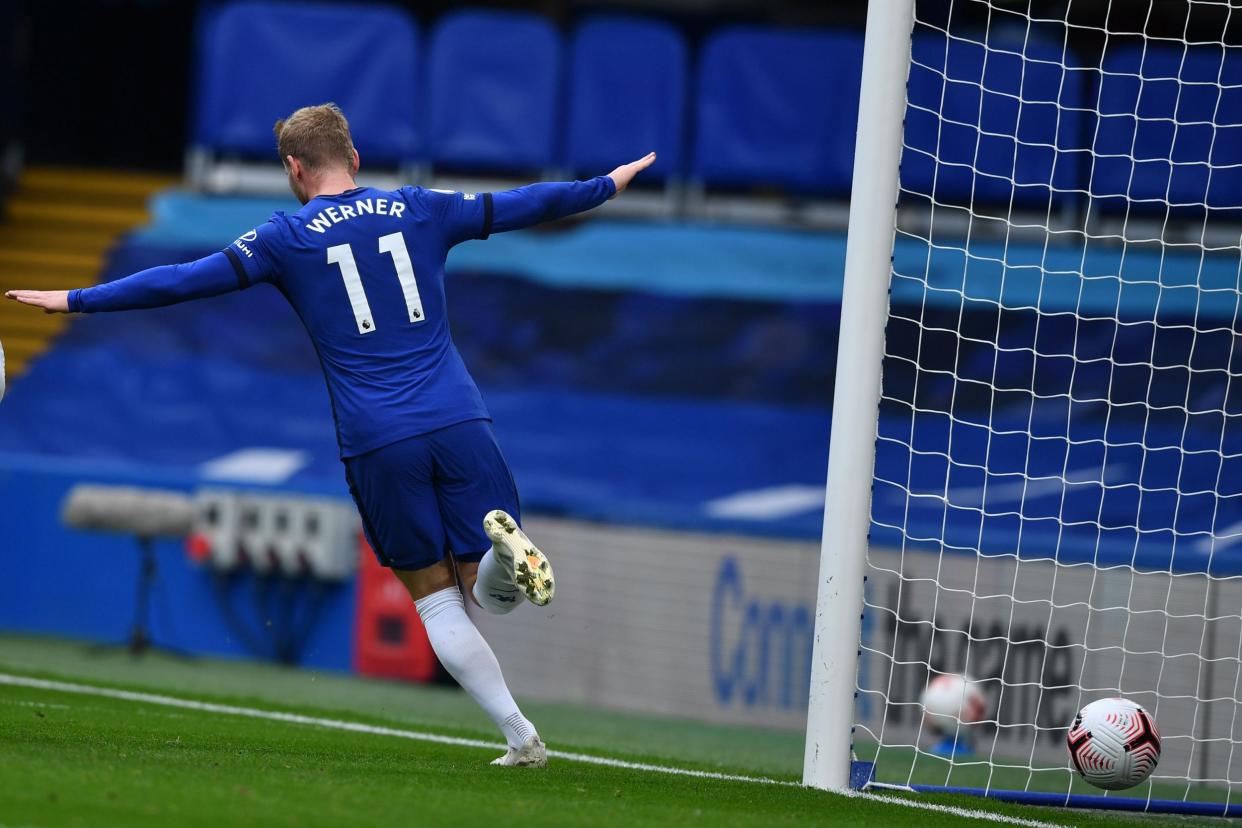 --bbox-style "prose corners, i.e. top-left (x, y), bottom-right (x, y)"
top-left (0, 635), bottom-right (1219, 827)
